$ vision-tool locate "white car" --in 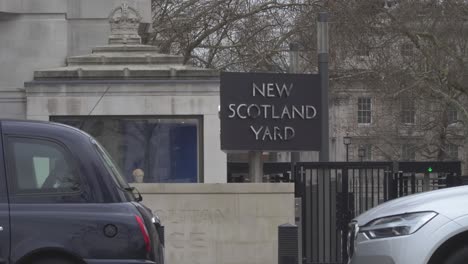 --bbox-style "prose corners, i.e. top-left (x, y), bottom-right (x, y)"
top-left (349, 185), bottom-right (468, 264)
